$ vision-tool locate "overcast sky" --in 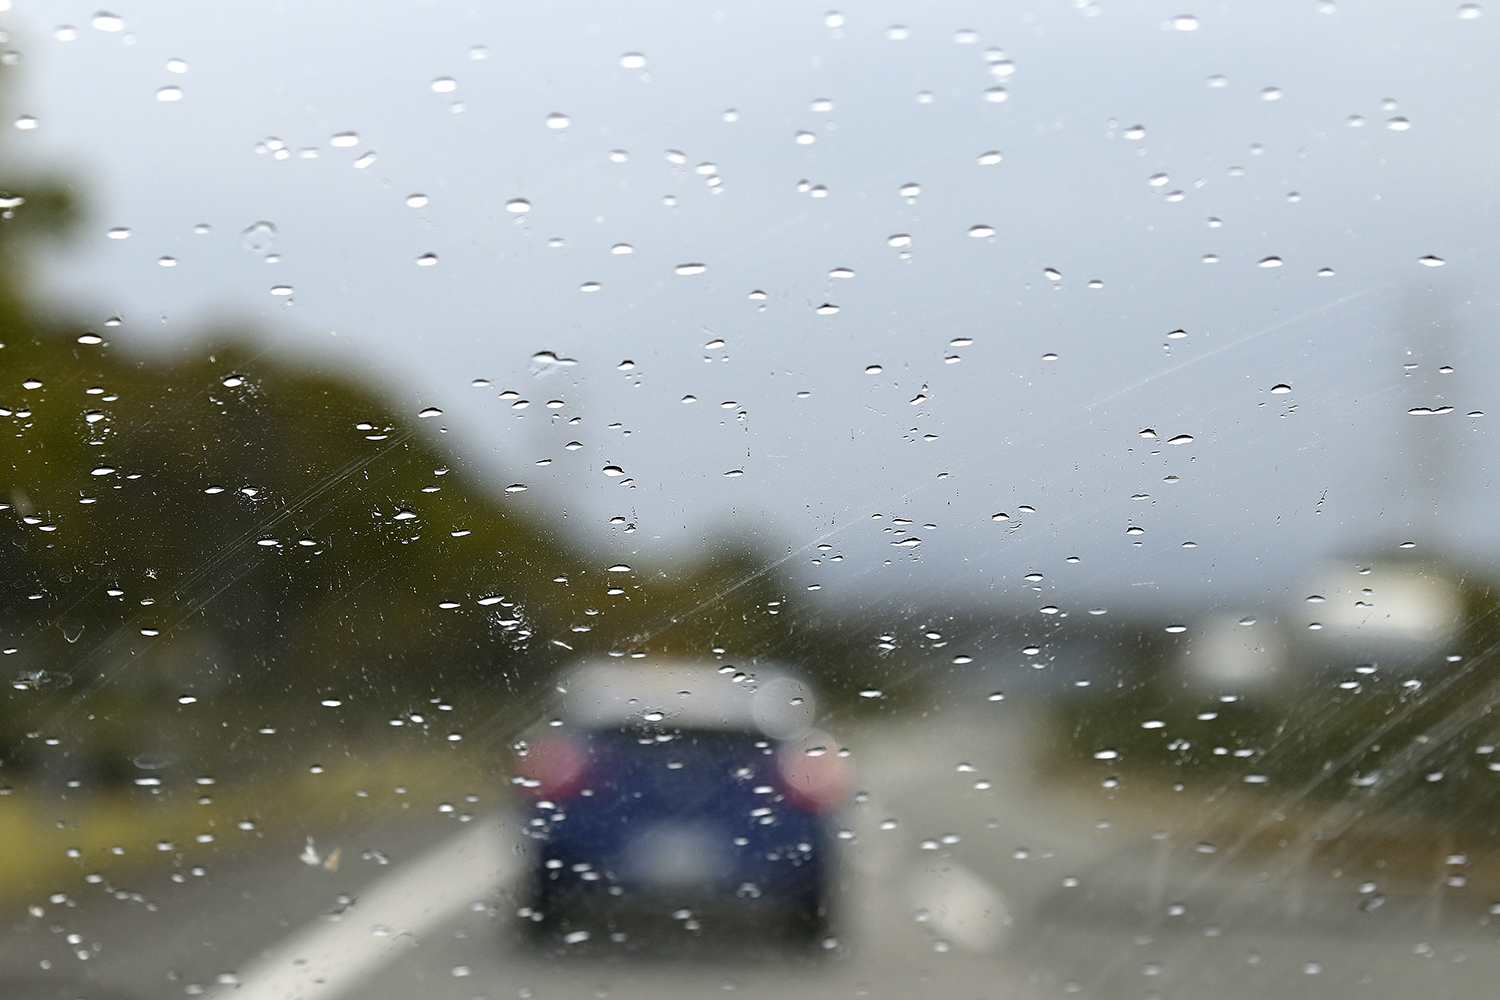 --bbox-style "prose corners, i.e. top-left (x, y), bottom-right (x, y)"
top-left (5, 0), bottom-right (1500, 620)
